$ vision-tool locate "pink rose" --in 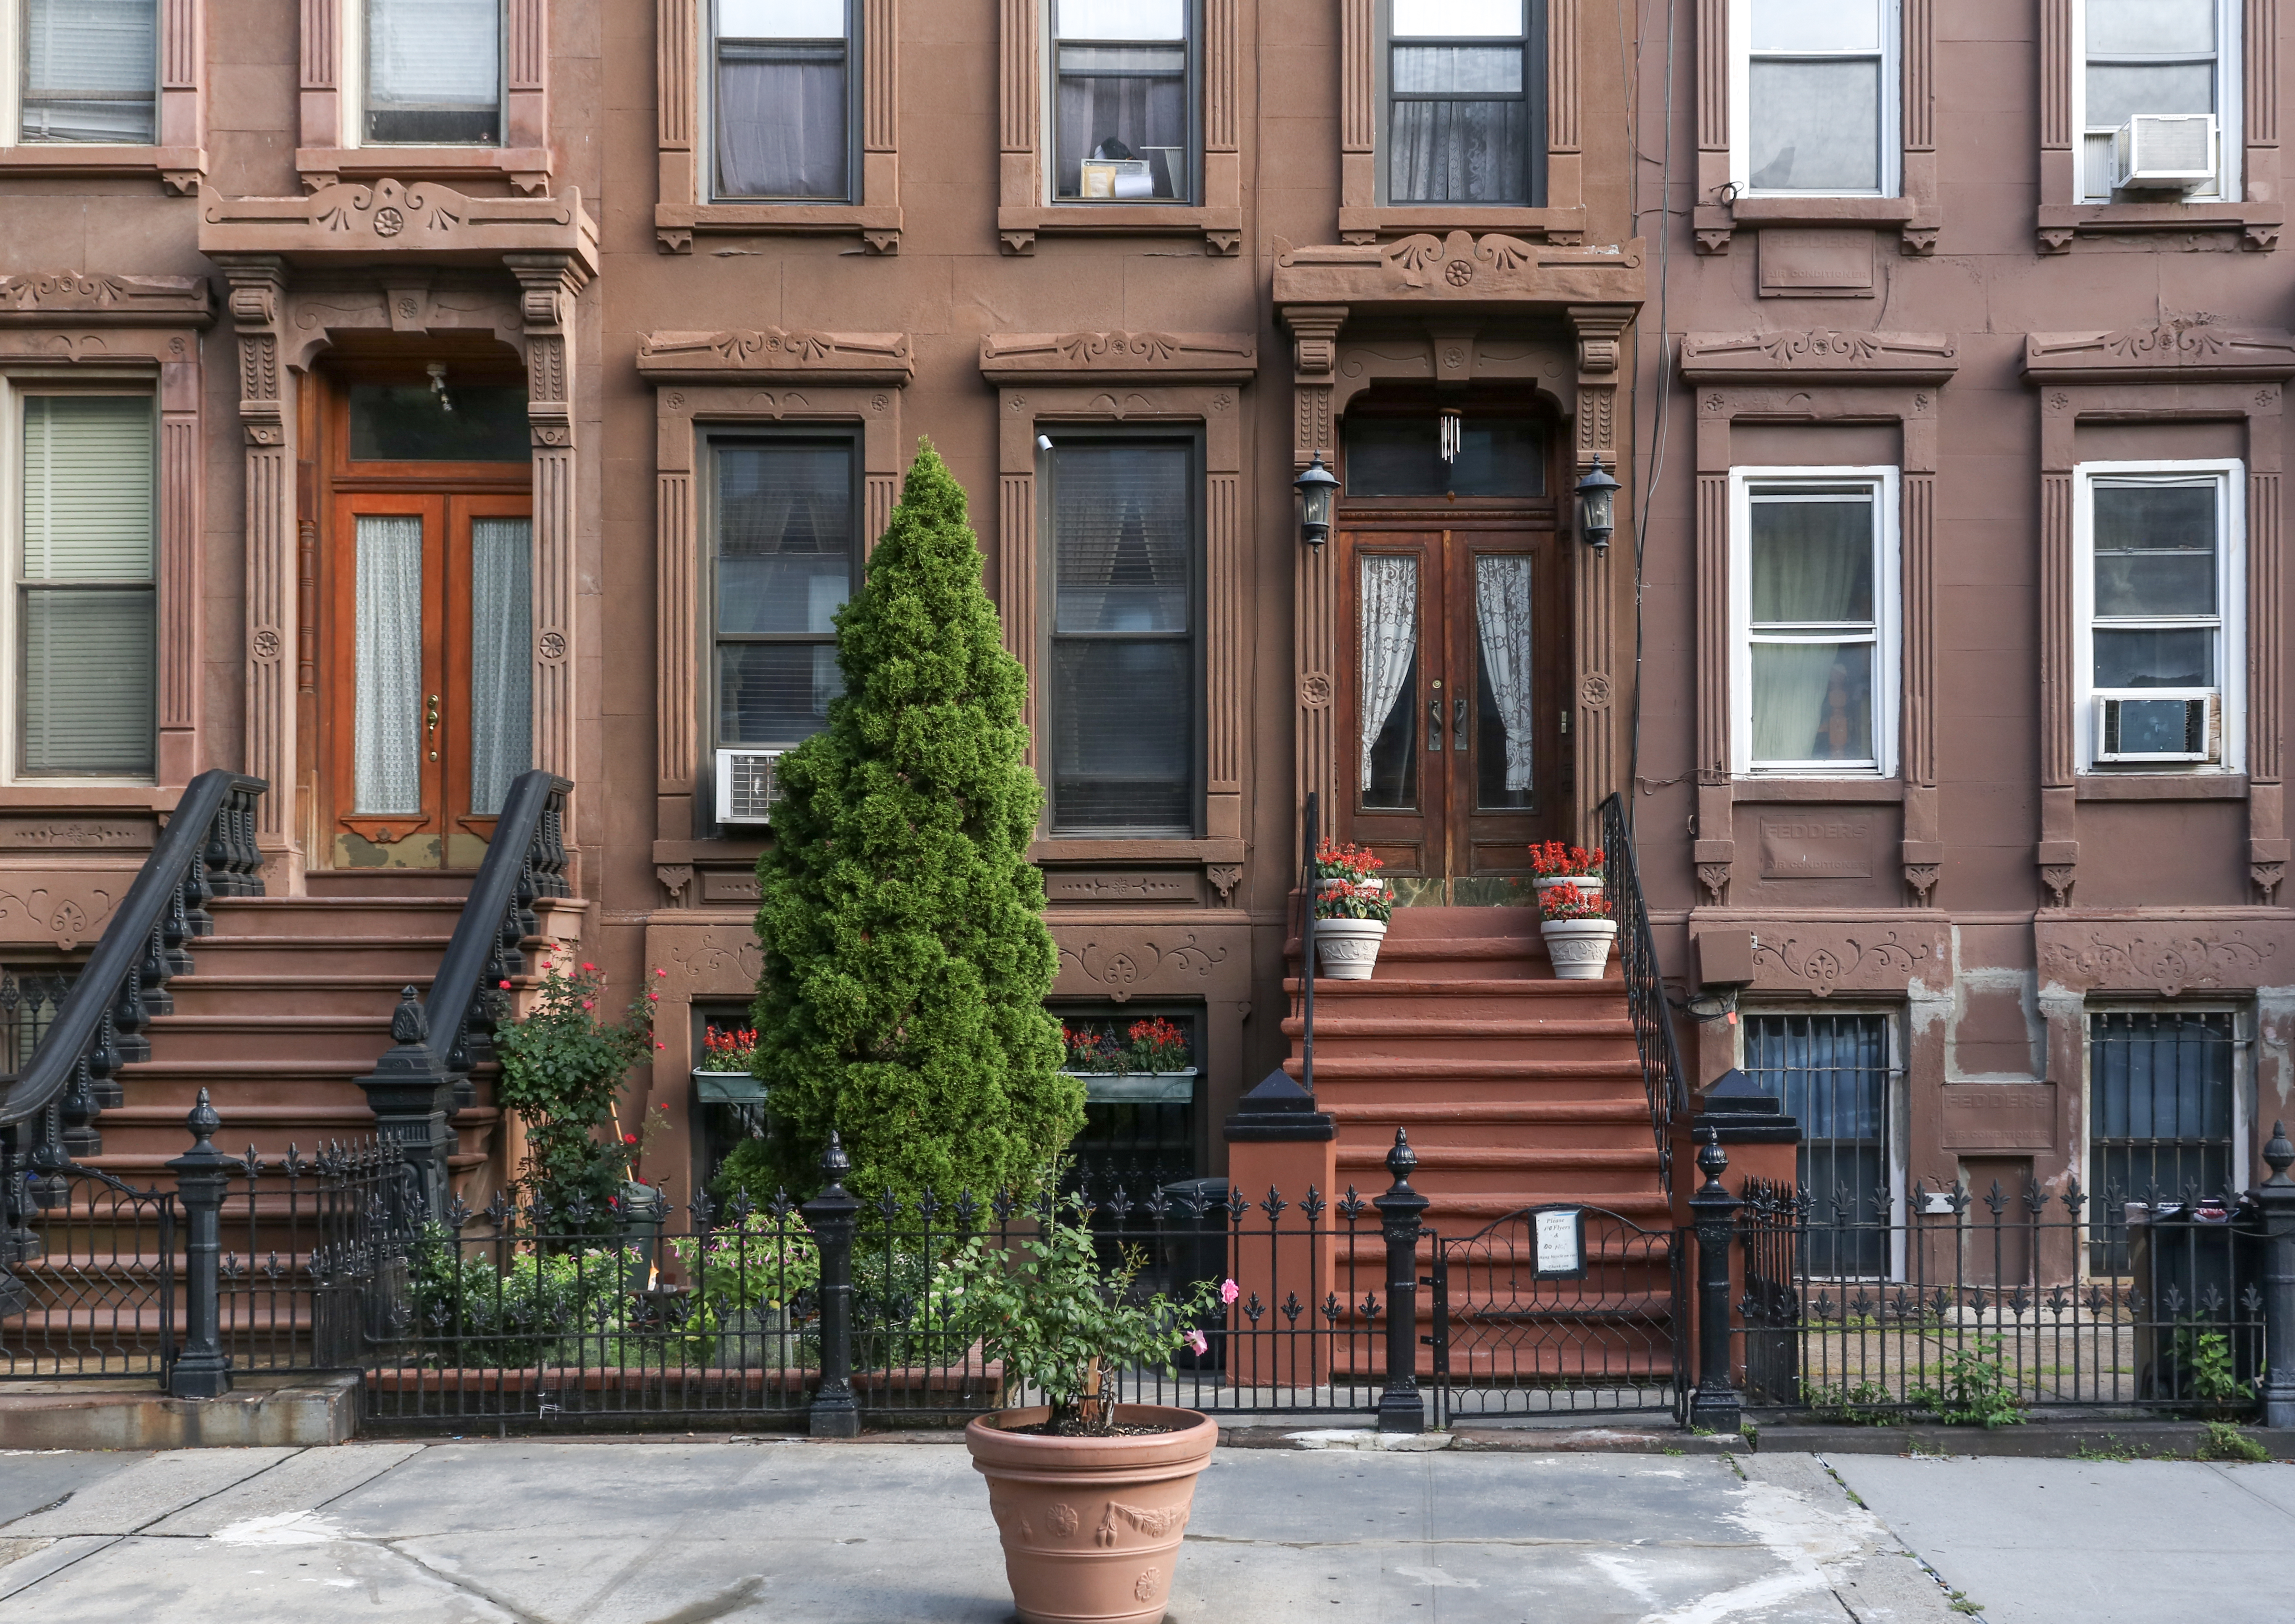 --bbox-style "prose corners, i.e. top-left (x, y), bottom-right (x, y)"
top-left (1184, 1328), bottom-right (1208, 1355)
top-left (1220, 1279), bottom-right (1239, 1305)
